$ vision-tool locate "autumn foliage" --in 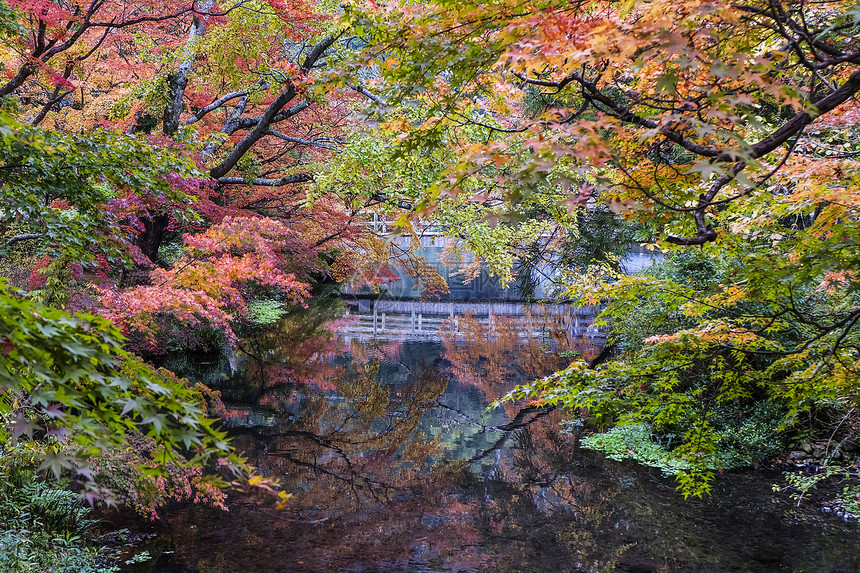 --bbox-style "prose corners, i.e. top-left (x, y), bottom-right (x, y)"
top-left (346, 0), bottom-right (860, 494)
top-left (3, 0), bottom-right (860, 529)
